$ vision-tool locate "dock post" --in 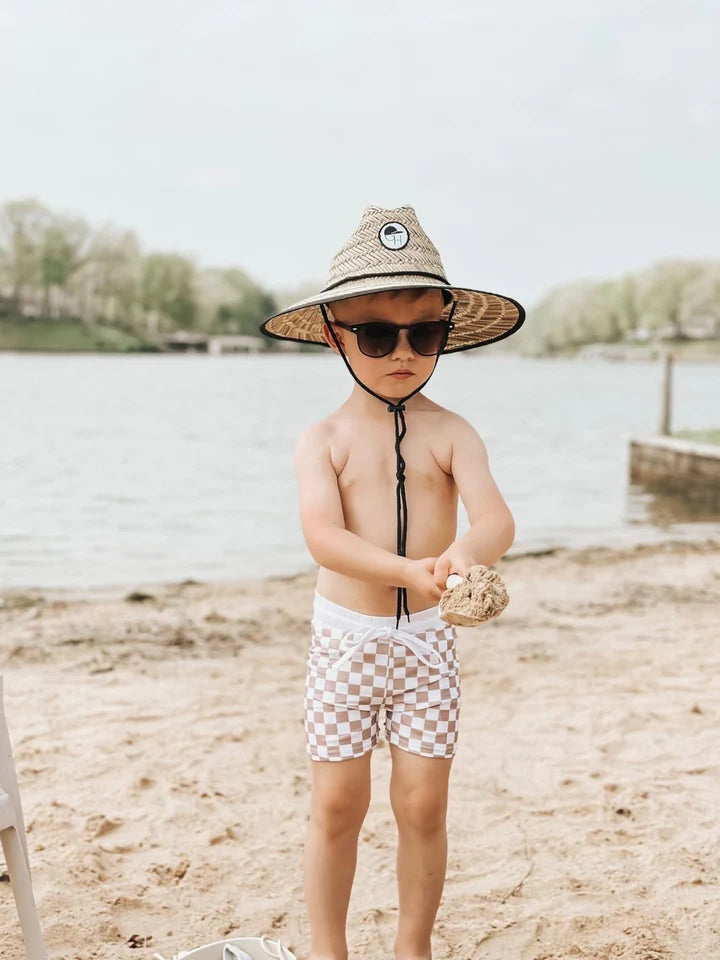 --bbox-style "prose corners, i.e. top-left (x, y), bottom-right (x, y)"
top-left (660, 348), bottom-right (673, 436)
